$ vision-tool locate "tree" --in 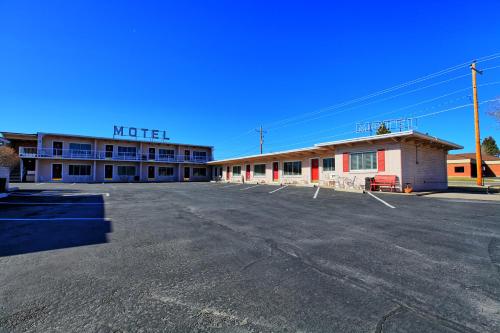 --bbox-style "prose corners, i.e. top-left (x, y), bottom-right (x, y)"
top-left (481, 136), bottom-right (499, 156)
top-left (0, 146), bottom-right (20, 170)
top-left (376, 123), bottom-right (391, 135)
